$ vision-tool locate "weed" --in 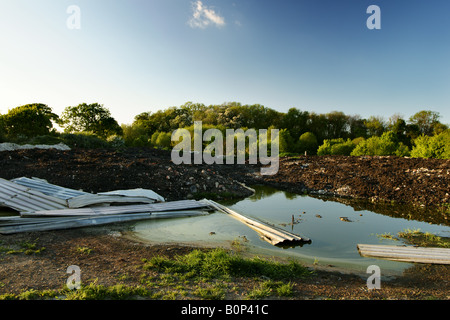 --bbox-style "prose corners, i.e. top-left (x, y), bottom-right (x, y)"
top-left (376, 232), bottom-right (398, 241)
top-left (76, 247), bottom-right (93, 255)
top-left (62, 282), bottom-right (151, 300)
top-left (397, 228), bottom-right (450, 248)
top-left (193, 284), bottom-right (226, 300)
top-left (142, 248), bottom-right (311, 281)
top-left (0, 240), bottom-right (45, 255)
